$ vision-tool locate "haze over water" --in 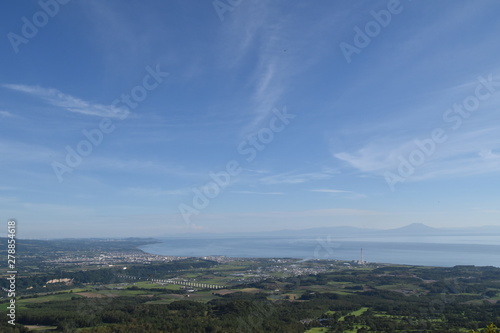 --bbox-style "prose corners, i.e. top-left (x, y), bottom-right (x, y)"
top-left (140, 236), bottom-right (500, 268)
